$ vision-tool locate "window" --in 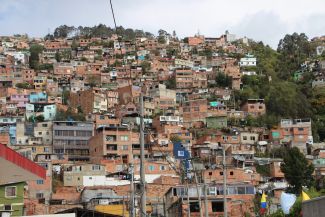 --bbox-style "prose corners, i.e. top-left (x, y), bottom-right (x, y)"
top-left (183, 107), bottom-right (190, 112)
top-left (44, 147), bottom-right (49, 153)
top-left (243, 136), bottom-right (247, 140)
top-left (148, 165), bottom-right (155, 171)
top-left (232, 136), bottom-right (238, 140)
top-left (121, 145), bottom-right (128, 150)
top-left (76, 131), bottom-right (92, 137)
top-left (246, 186), bottom-right (255, 194)
top-left (32, 147), bottom-right (36, 152)
top-left (208, 187), bottom-right (216, 195)
top-left (227, 186), bottom-right (237, 194)
top-left (55, 130), bottom-right (74, 137)
top-left (36, 180), bottom-right (44, 185)
top-left (39, 163), bottom-right (48, 169)
top-left (212, 201), bottom-right (224, 212)
top-left (238, 186), bottom-right (246, 194)
top-left (178, 151), bottom-right (184, 157)
top-left (120, 135), bottom-right (129, 141)
top-left (193, 107), bottom-right (199, 112)
top-left (106, 135), bottom-right (116, 142)
top-left (5, 186), bottom-right (17, 197)
top-left (160, 165), bottom-right (166, 171)
top-left (92, 165), bottom-right (101, 171)
top-left (36, 193), bottom-right (44, 199)
top-left (219, 171), bottom-right (223, 175)
top-left (4, 205), bottom-right (12, 211)
top-left (230, 171), bottom-right (234, 176)
top-left (190, 202), bottom-right (200, 213)
top-left (42, 123), bottom-right (48, 127)
top-left (99, 115), bottom-right (105, 120)
top-left (298, 127), bottom-right (304, 131)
